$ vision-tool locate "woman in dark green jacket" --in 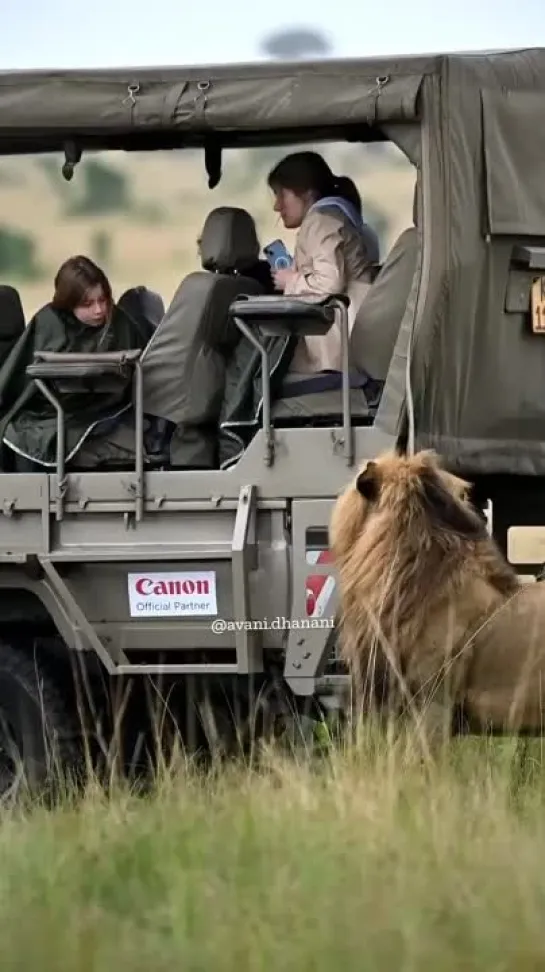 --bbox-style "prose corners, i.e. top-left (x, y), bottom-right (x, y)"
top-left (0, 255), bottom-right (148, 469)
